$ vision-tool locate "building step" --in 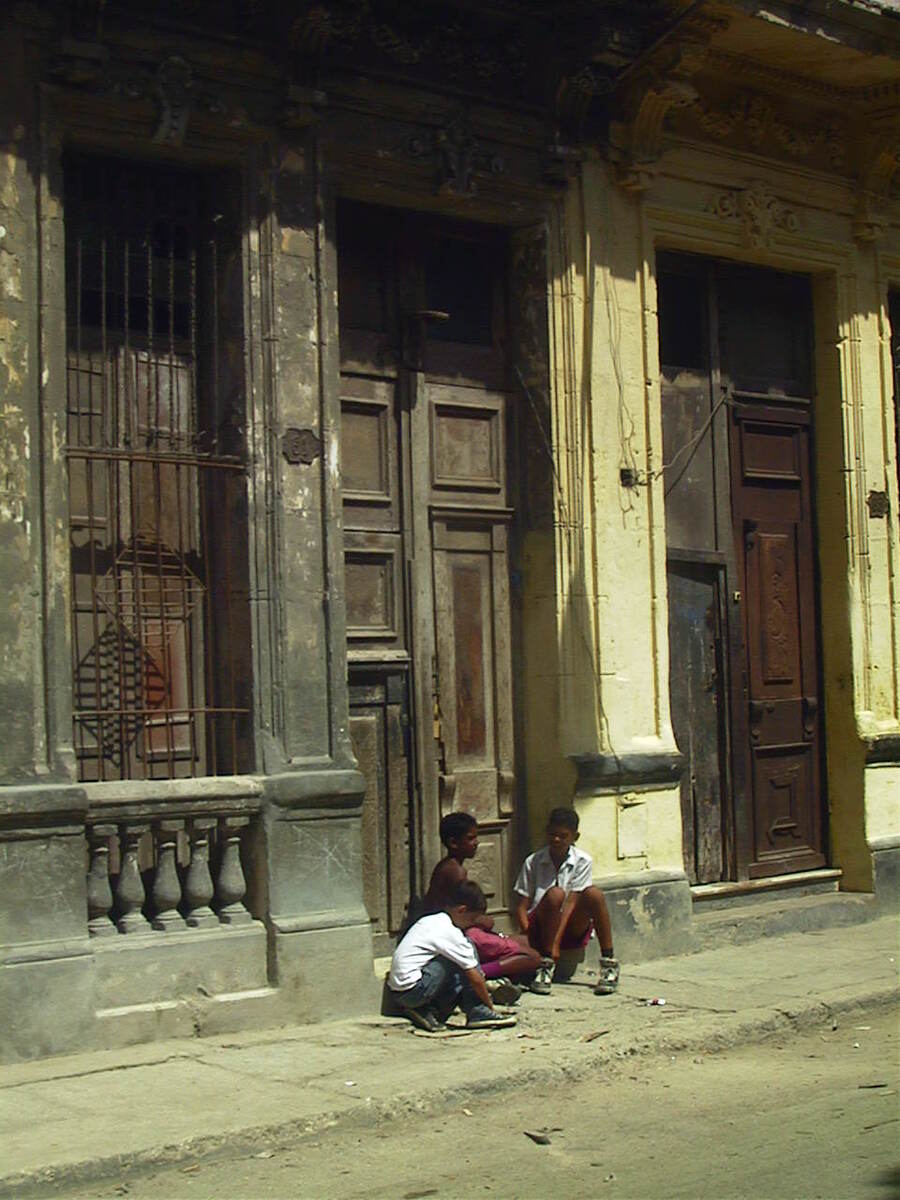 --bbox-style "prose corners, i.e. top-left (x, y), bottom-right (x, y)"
top-left (691, 868), bottom-right (842, 912)
top-left (690, 889), bottom-right (877, 953)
